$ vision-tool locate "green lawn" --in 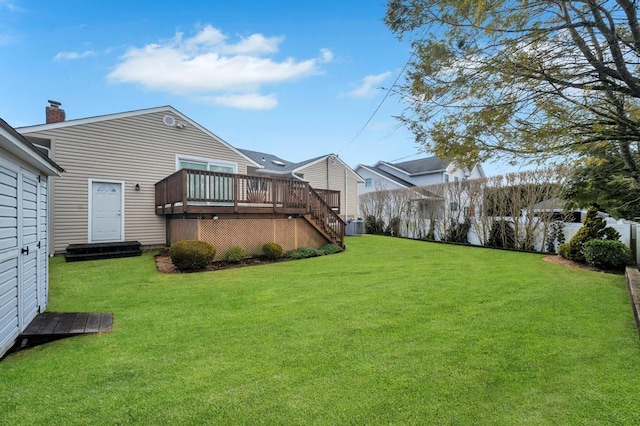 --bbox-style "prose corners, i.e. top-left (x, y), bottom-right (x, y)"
top-left (2, 235), bottom-right (639, 424)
